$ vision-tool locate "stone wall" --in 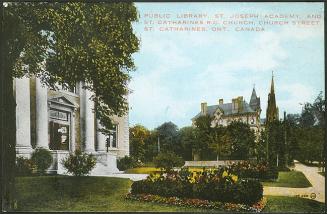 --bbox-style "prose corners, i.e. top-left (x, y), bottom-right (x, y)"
top-left (184, 160), bottom-right (243, 167)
